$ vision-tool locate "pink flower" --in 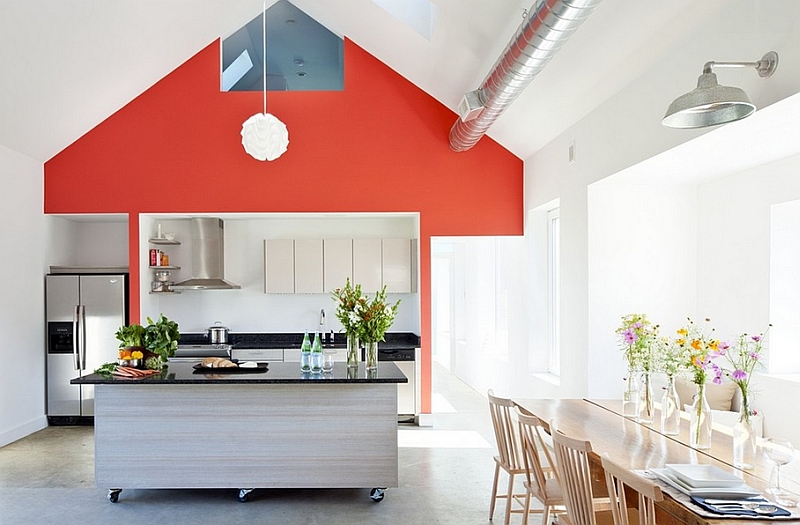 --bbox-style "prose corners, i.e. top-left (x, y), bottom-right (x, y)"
top-left (633, 322), bottom-right (643, 329)
top-left (623, 329), bottom-right (637, 344)
top-left (752, 335), bottom-right (762, 343)
top-left (732, 369), bottom-right (748, 381)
